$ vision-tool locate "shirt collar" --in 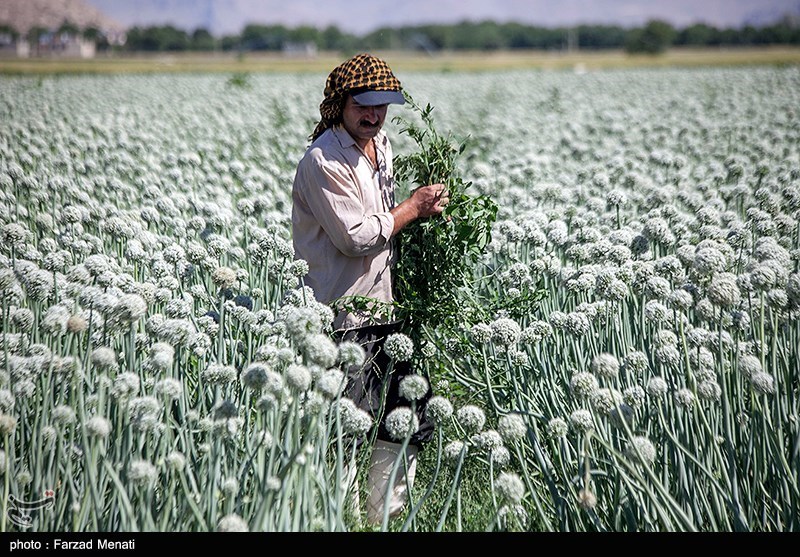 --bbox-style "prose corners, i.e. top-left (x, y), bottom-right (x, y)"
top-left (332, 125), bottom-right (387, 156)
